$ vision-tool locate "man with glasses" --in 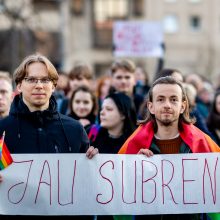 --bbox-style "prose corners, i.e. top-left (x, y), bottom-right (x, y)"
top-left (0, 53), bottom-right (97, 168)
